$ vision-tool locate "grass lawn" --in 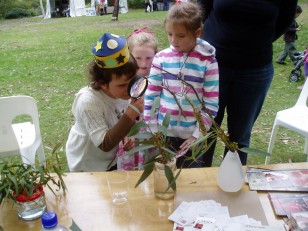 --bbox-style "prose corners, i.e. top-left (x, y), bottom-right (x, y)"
top-left (0, 4), bottom-right (307, 169)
